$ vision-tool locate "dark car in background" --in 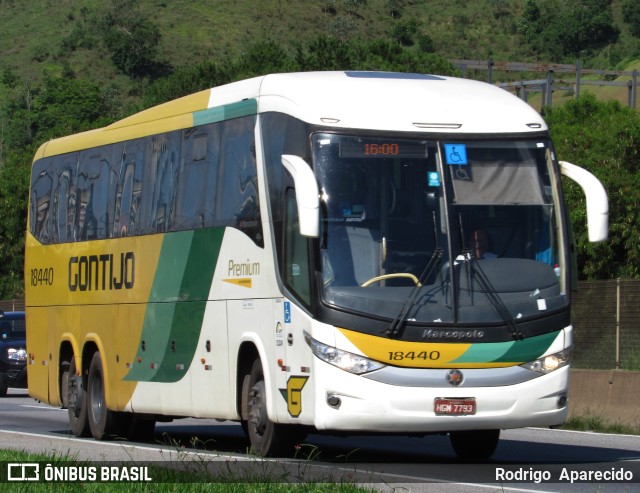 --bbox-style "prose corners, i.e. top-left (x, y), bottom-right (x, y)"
top-left (0, 311), bottom-right (26, 396)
